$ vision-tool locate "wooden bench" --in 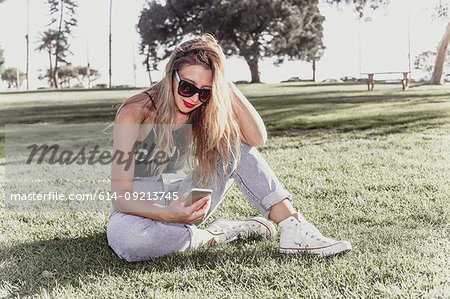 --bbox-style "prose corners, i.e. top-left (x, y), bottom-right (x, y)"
top-left (362, 72), bottom-right (410, 91)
